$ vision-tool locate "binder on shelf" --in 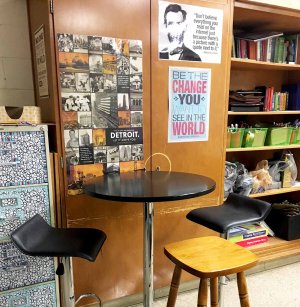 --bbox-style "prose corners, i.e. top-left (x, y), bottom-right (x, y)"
top-left (282, 84), bottom-right (300, 110)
